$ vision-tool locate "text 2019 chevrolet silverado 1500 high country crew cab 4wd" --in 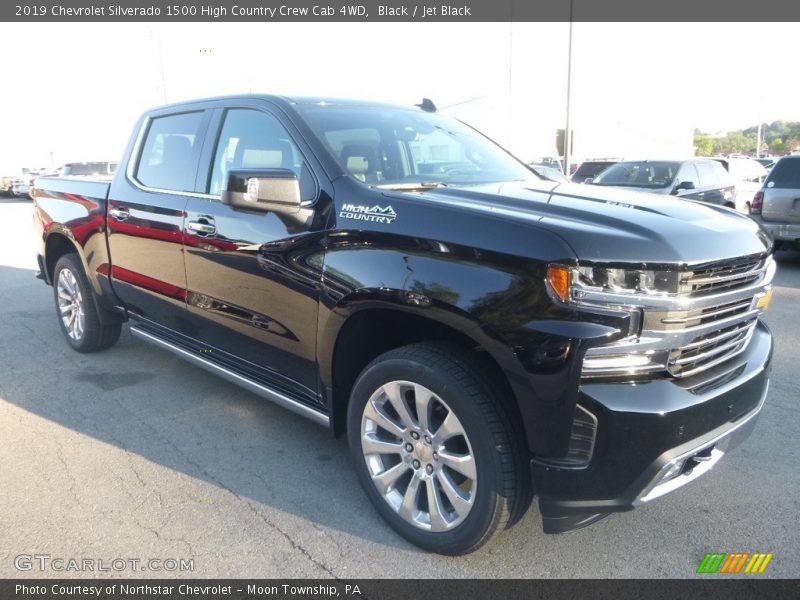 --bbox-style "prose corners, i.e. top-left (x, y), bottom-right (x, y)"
top-left (33, 96), bottom-right (774, 555)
